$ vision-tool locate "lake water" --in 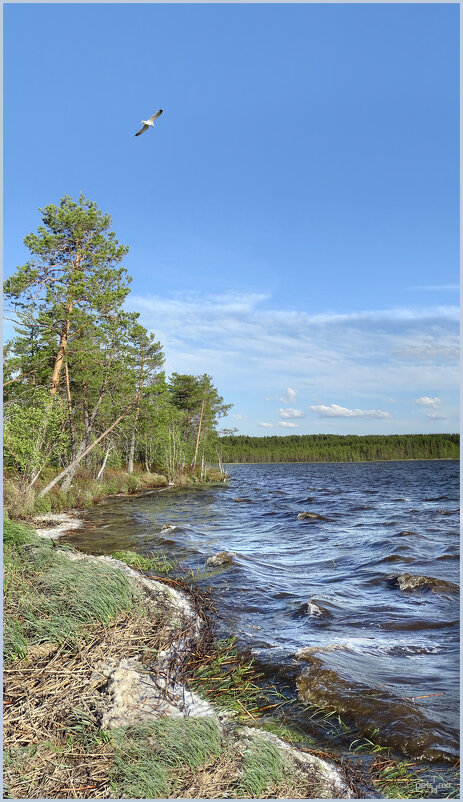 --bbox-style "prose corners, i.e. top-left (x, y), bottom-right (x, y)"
top-left (68, 460), bottom-right (459, 763)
